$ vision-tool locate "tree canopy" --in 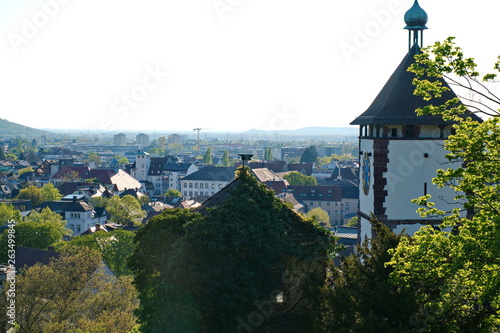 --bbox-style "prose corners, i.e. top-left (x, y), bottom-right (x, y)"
top-left (387, 38), bottom-right (500, 331)
top-left (0, 248), bottom-right (138, 333)
top-left (55, 229), bottom-right (136, 277)
top-left (221, 149), bottom-right (231, 167)
top-left (300, 146), bottom-right (318, 164)
top-left (318, 217), bottom-right (419, 332)
top-left (129, 167), bottom-right (337, 332)
top-left (283, 171), bottom-right (317, 186)
top-left (164, 189), bottom-right (182, 198)
top-left (203, 147), bottom-right (213, 164)
top-left (106, 195), bottom-right (145, 225)
top-left (16, 185), bottom-right (43, 206)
